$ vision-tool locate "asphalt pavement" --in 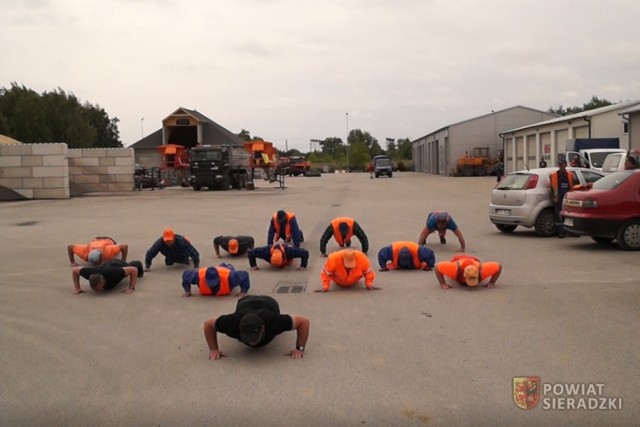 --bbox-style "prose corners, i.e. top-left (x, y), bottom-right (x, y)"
top-left (0, 172), bottom-right (637, 426)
